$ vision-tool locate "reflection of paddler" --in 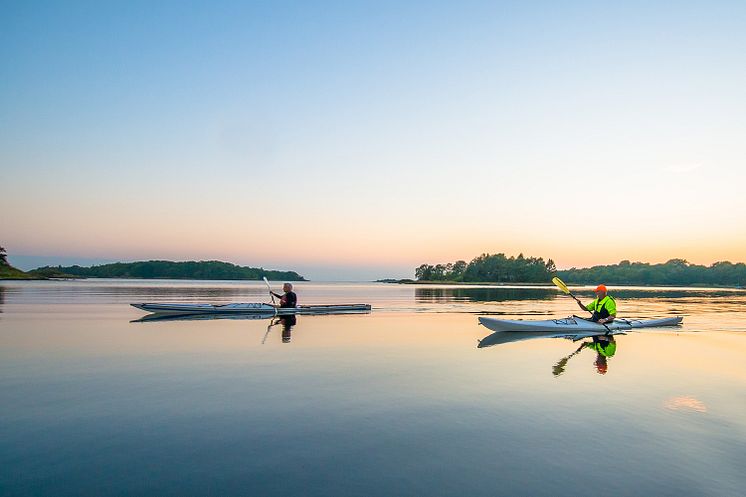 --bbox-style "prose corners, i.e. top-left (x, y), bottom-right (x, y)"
top-left (280, 315), bottom-right (296, 343)
top-left (584, 335), bottom-right (616, 374)
top-left (553, 335), bottom-right (617, 376)
top-left (261, 315), bottom-right (297, 344)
